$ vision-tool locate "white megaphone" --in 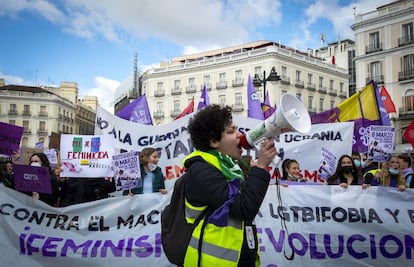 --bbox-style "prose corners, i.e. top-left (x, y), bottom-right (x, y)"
top-left (239, 93), bottom-right (312, 164)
